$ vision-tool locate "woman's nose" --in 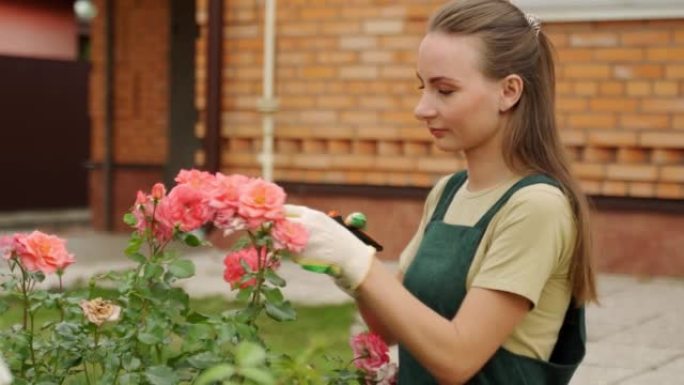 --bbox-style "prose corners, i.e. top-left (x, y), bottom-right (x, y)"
top-left (414, 94), bottom-right (437, 121)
